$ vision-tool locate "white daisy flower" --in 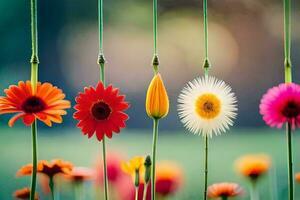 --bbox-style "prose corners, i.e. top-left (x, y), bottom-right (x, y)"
top-left (177, 76), bottom-right (237, 137)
